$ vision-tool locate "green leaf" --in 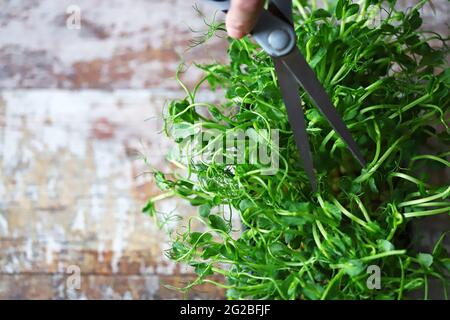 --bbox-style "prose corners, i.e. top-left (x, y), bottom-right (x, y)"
top-left (311, 8), bottom-right (331, 19)
top-left (190, 196), bottom-right (209, 206)
top-left (190, 262), bottom-right (213, 276)
top-left (441, 259), bottom-right (450, 272)
top-left (369, 177), bottom-right (379, 193)
top-left (335, 0), bottom-right (347, 19)
top-left (302, 282), bottom-right (324, 300)
top-left (154, 172), bottom-right (171, 191)
top-left (280, 274), bottom-right (299, 299)
top-left (309, 48), bottom-right (327, 69)
top-left (381, 24), bottom-right (396, 33)
top-left (171, 242), bottom-right (189, 259)
top-left (269, 242), bottom-right (290, 257)
top-left (377, 240), bottom-right (395, 252)
top-left (189, 232), bottom-right (213, 246)
top-left (432, 232), bottom-right (449, 258)
top-left (279, 216), bottom-right (312, 226)
top-left (202, 244), bottom-right (221, 259)
top-left (417, 253), bottom-right (433, 268)
top-left (220, 243), bottom-right (237, 260)
top-left (239, 199), bottom-right (254, 212)
top-left (306, 109), bottom-right (323, 125)
top-left (323, 202), bottom-right (342, 220)
top-left (420, 50), bottom-right (444, 67)
top-left (406, 10), bottom-right (422, 31)
top-left (209, 215), bottom-right (230, 233)
top-left (345, 4), bottom-right (359, 17)
top-left (171, 122), bottom-right (196, 141)
top-left (342, 259), bottom-right (364, 277)
top-left (286, 201), bottom-right (310, 212)
top-left (142, 200), bottom-right (156, 216)
top-left (199, 204), bottom-right (212, 217)
top-left (343, 107), bottom-right (358, 121)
